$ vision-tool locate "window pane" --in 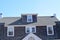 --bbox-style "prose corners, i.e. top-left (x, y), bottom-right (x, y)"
top-left (9, 31), bottom-right (13, 35)
top-left (27, 28), bottom-right (30, 33)
top-left (27, 15), bottom-right (33, 22)
top-left (47, 25), bottom-right (54, 35)
top-left (32, 27), bottom-right (35, 33)
top-left (28, 19), bottom-right (32, 22)
top-left (48, 27), bottom-right (52, 34)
